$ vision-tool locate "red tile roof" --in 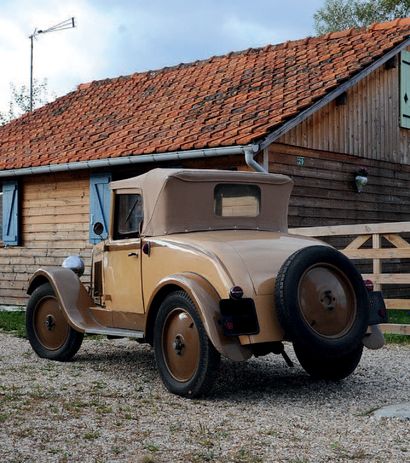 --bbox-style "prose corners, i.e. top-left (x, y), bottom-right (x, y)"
top-left (1, 18), bottom-right (410, 171)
